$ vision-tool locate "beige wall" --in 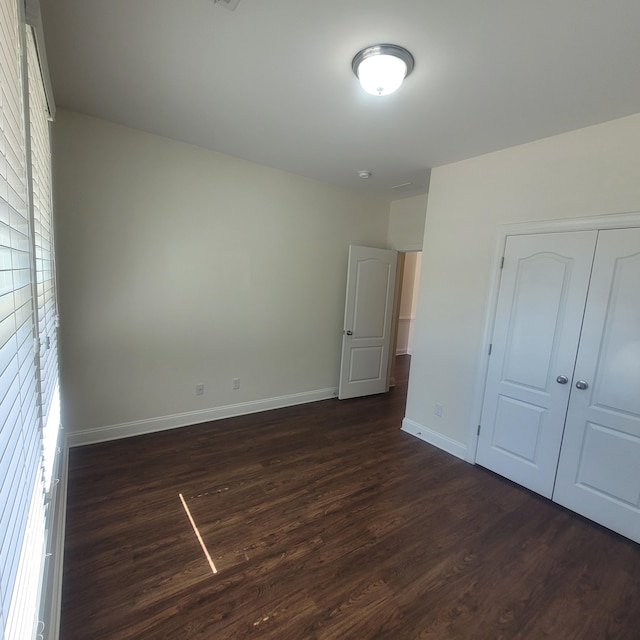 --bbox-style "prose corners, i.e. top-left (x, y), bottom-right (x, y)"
top-left (405, 113), bottom-right (640, 455)
top-left (387, 193), bottom-right (427, 251)
top-left (54, 110), bottom-right (391, 439)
